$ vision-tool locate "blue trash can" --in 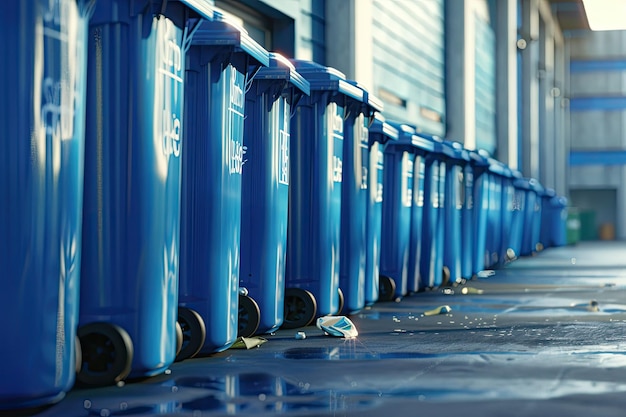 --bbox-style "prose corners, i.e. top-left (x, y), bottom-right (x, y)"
top-left (78, 0), bottom-right (213, 386)
top-left (440, 141), bottom-right (470, 285)
top-left (418, 134), bottom-right (447, 288)
top-left (364, 114), bottom-right (399, 306)
top-left (338, 82), bottom-right (383, 314)
top-left (530, 180), bottom-right (545, 253)
top-left (508, 170), bottom-right (526, 261)
top-left (498, 164), bottom-right (516, 265)
top-left (545, 193), bottom-right (568, 248)
top-left (470, 151), bottom-right (491, 276)
top-left (178, 14), bottom-right (270, 354)
top-left (0, 0), bottom-right (92, 409)
top-left (380, 123), bottom-right (436, 297)
top-left (282, 60), bottom-right (362, 328)
top-left (484, 158), bottom-right (507, 267)
top-left (517, 178), bottom-right (544, 256)
top-left (539, 188), bottom-right (556, 249)
top-left (239, 53), bottom-right (310, 336)
top-left (450, 143), bottom-right (475, 281)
